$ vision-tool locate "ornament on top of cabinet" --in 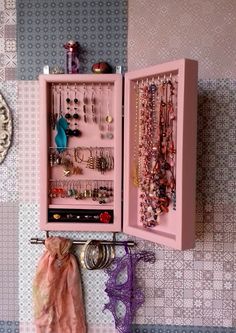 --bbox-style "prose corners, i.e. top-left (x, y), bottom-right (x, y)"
top-left (64, 40), bottom-right (80, 74)
top-left (50, 66), bottom-right (64, 74)
top-left (92, 62), bottom-right (112, 74)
